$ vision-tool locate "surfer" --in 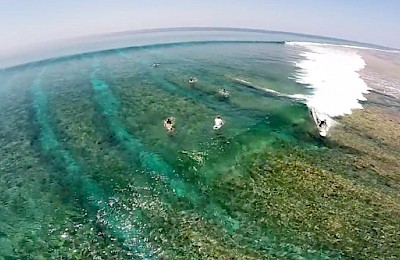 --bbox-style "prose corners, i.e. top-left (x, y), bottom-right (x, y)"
top-left (310, 107), bottom-right (330, 137)
top-left (189, 77), bottom-right (198, 84)
top-left (164, 117), bottom-right (175, 132)
top-left (219, 88), bottom-right (229, 97)
top-left (213, 116), bottom-right (224, 130)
